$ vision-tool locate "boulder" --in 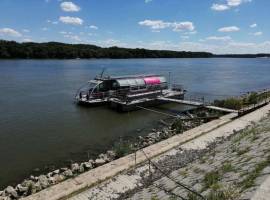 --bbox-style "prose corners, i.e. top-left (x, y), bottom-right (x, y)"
top-left (62, 169), bottom-right (73, 177)
top-left (79, 163), bottom-right (85, 173)
top-left (47, 172), bottom-right (53, 178)
top-left (48, 177), bottom-right (55, 184)
top-left (98, 154), bottom-right (109, 162)
top-left (30, 181), bottom-right (42, 194)
top-left (82, 162), bottom-right (93, 170)
top-left (16, 184), bottom-right (28, 193)
top-left (71, 163), bottom-right (80, 172)
top-left (38, 175), bottom-right (49, 189)
top-left (29, 176), bottom-right (36, 181)
top-left (60, 167), bottom-right (68, 172)
top-left (106, 150), bottom-right (116, 160)
top-left (88, 159), bottom-right (94, 165)
top-left (5, 186), bottom-right (18, 198)
top-left (53, 174), bottom-right (65, 183)
top-left (95, 158), bottom-right (106, 166)
top-left (0, 197), bottom-right (11, 200)
top-left (21, 180), bottom-right (34, 188)
top-left (52, 169), bottom-right (60, 175)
